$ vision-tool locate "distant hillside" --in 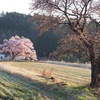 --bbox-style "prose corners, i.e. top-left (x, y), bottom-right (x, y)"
top-left (0, 12), bottom-right (59, 58)
top-left (0, 12), bottom-right (98, 62)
